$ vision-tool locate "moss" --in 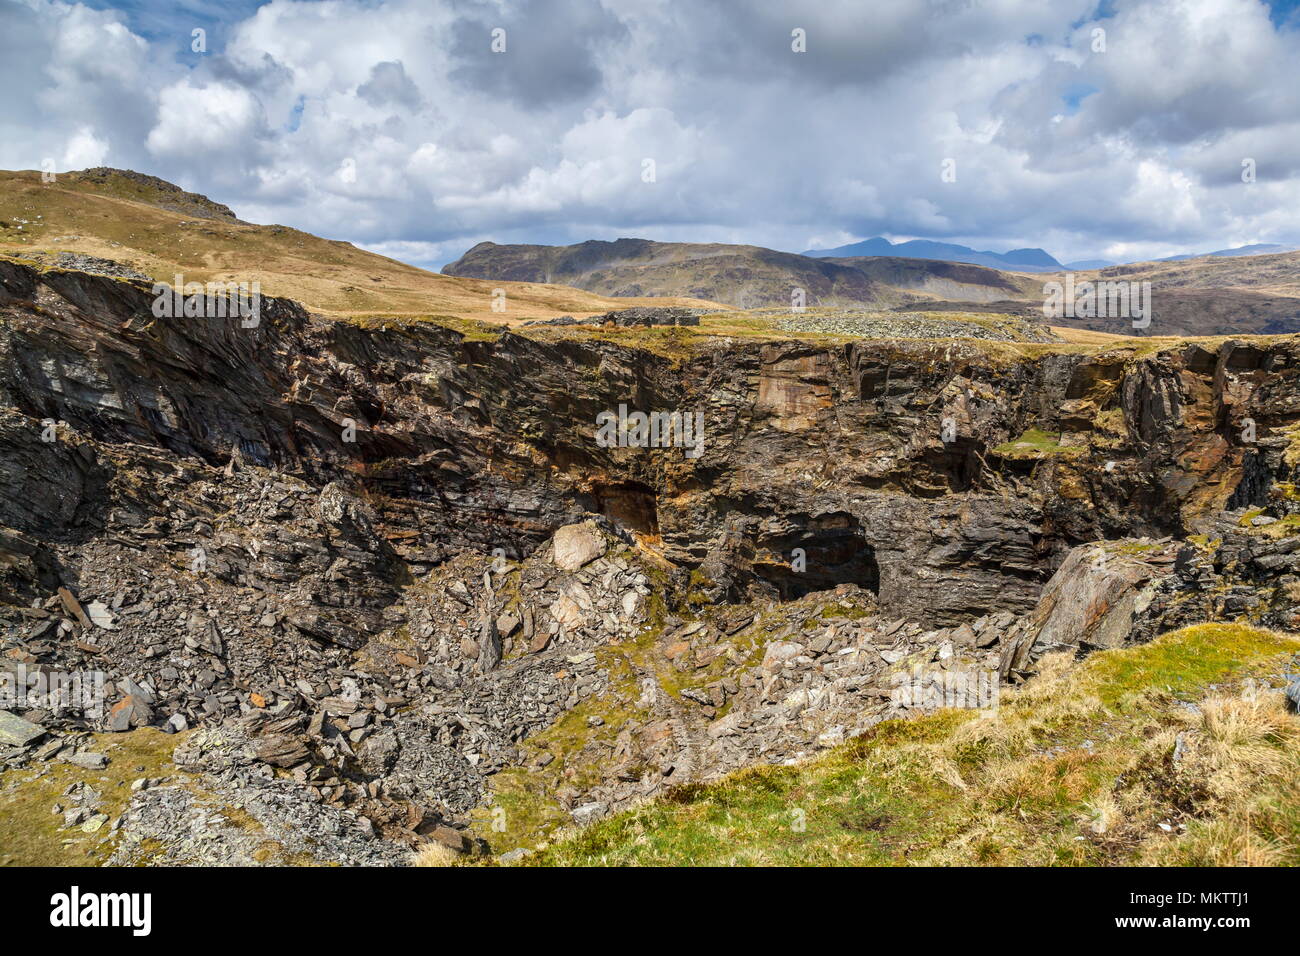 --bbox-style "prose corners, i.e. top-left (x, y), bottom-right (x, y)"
top-left (1281, 423), bottom-right (1300, 470)
top-left (1273, 482), bottom-right (1300, 502)
top-left (818, 603), bottom-right (873, 621)
top-left (1257, 515), bottom-right (1300, 539)
top-left (1238, 507), bottom-right (1266, 527)
top-left (0, 728), bottom-right (187, 866)
top-left (1106, 539), bottom-right (1162, 555)
top-left (992, 427), bottom-right (1083, 460)
top-left (472, 684), bottom-right (652, 854)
